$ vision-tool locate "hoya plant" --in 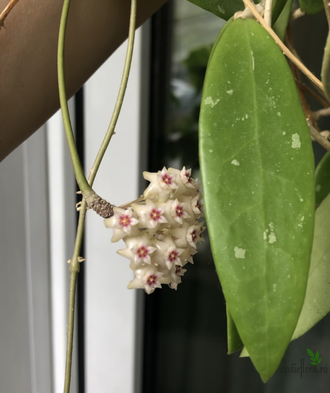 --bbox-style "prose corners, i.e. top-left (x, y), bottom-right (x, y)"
top-left (2, 0), bottom-right (330, 390)
top-left (47, 0), bottom-right (330, 388)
